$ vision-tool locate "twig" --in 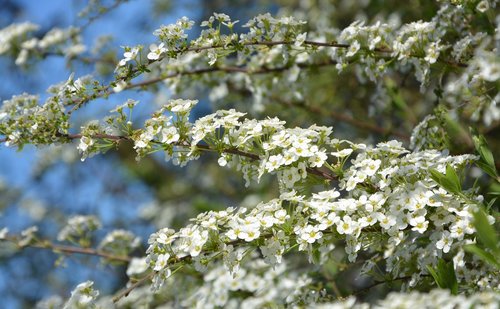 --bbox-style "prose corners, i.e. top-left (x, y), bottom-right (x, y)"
top-left (80, 0), bottom-right (125, 31)
top-left (352, 275), bottom-right (423, 295)
top-left (68, 37), bottom-right (467, 113)
top-left (112, 272), bottom-right (154, 303)
top-left (273, 97), bottom-right (410, 141)
top-left (2, 236), bottom-right (131, 263)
